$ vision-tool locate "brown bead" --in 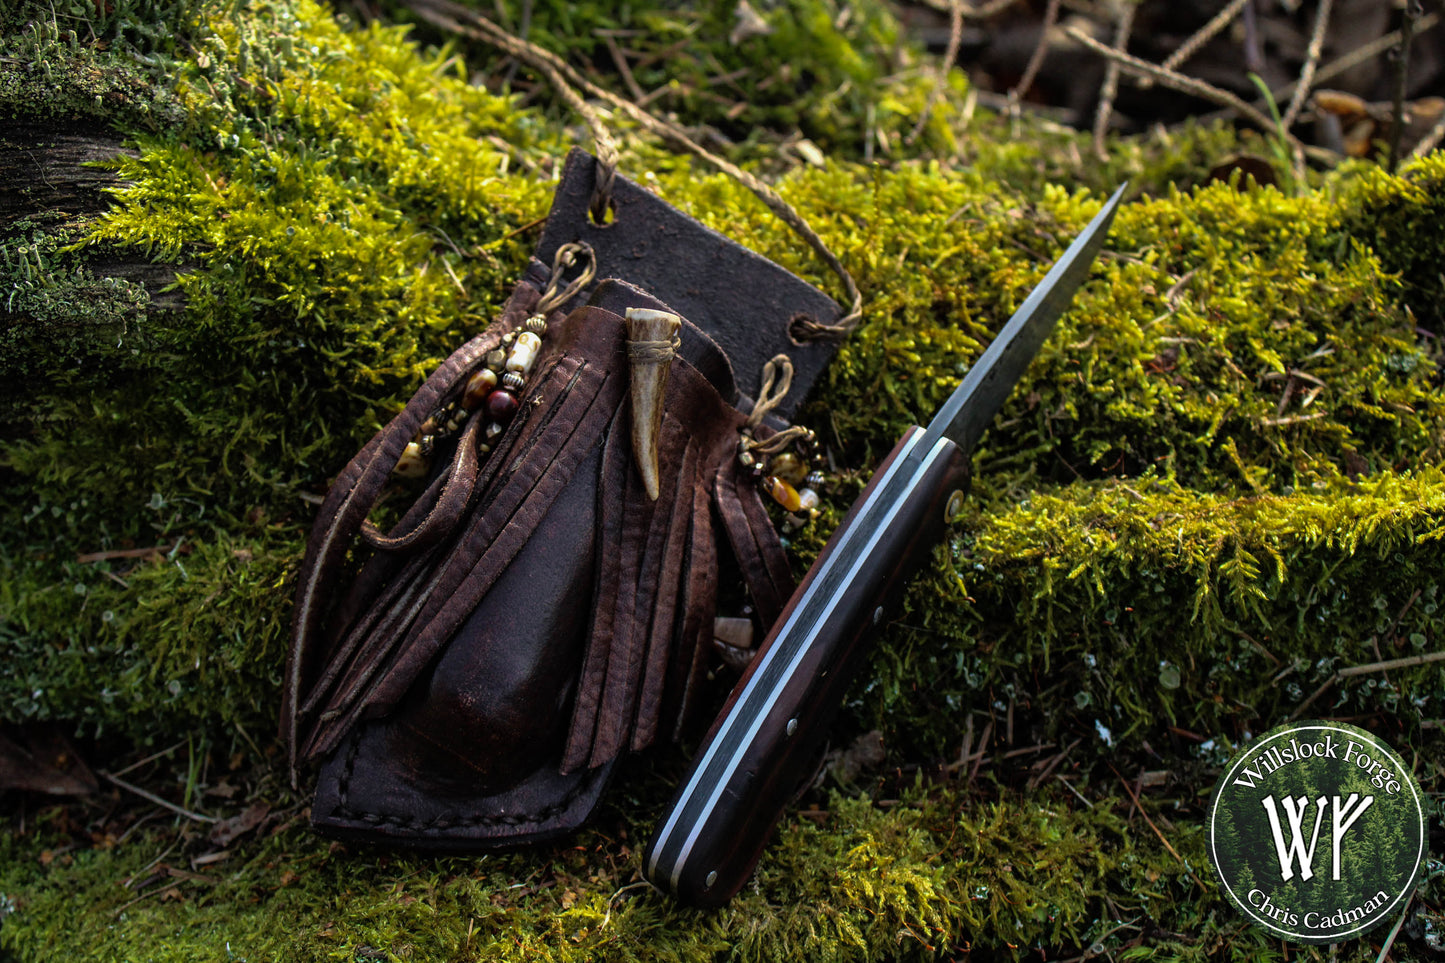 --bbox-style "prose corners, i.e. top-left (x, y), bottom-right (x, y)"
top-left (763, 475), bottom-right (803, 513)
top-left (487, 389), bottom-right (519, 424)
top-left (713, 616), bottom-right (754, 650)
top-left (461, 368), bottom-right (497, 410)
